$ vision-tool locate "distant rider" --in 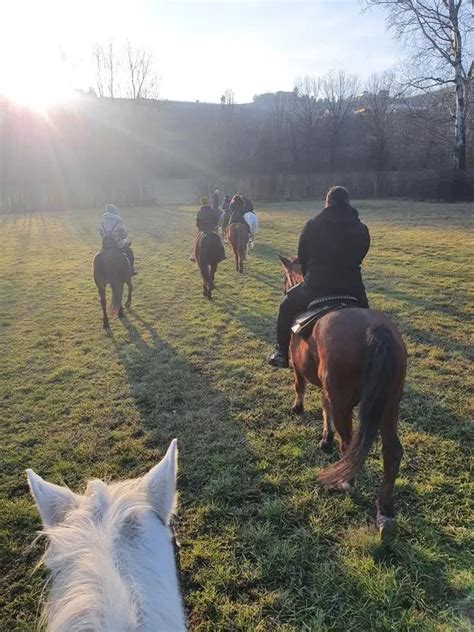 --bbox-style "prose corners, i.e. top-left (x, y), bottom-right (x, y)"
top-left (190, 196), bottom-right (225, 261)
top-left (223, 194), bottom-right (250, 232)
top-left (222, 195), bottom-right (231, 212)
top-left (212, 189), bottom-right (221, 211)
top-left (197, 196), bottom-right (222, 232)
top-left (99, 204), bottom-right (137, 275)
